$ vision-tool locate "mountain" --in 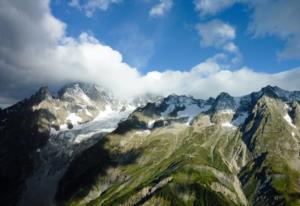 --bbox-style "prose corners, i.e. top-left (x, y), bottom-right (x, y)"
top-left (0, 82), bottom-right (160, 206)
top-left (54, 86), bottom-right (300, 206)
top-left (1, 84), bottom-right (300, 206)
